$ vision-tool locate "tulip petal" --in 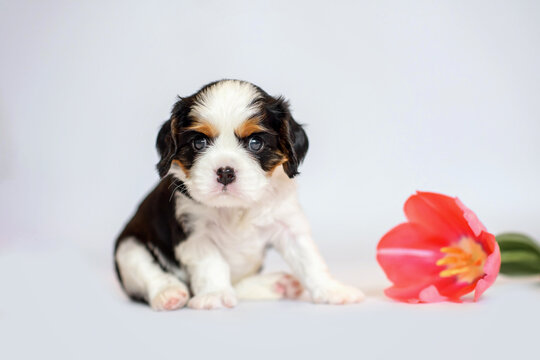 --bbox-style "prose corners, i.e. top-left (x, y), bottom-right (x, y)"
top-left (418, 285), bottom-right (448, 303)
top-left (455, 198), bottom-right (487, 237)
top-left (384, 283), bottom-right (430, 303)
top-left (377, 223), bottom-right (446, 287)
top-left (377, 222), bottom-right (449, 251)
top-left (476, 229), bottom-right (498, 255)
top-left (474, 233), bottom-right (501, 301)
top-left (430, 277), bottom-right (477, 300)
top-left (404, 192), bottom-right (476, 242)
top-left (384, 276), bottom-right (474, 303)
